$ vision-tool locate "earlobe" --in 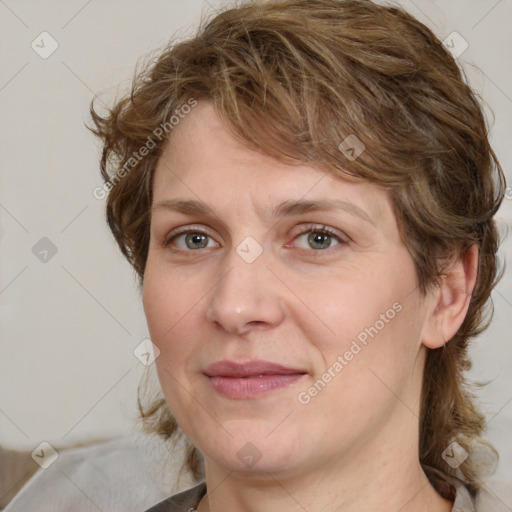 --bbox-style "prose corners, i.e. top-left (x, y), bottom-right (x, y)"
top-left (421, 244), bottom-right (479, 349)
